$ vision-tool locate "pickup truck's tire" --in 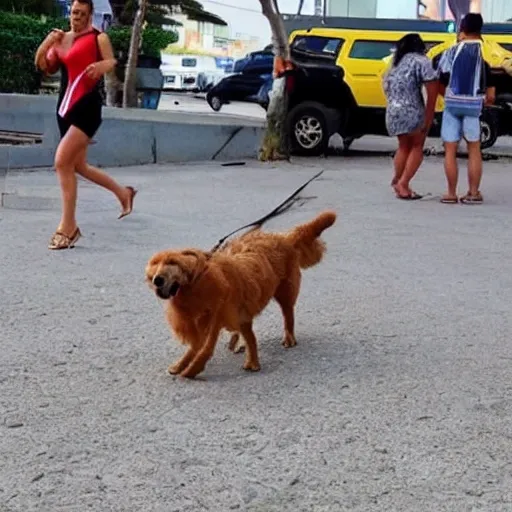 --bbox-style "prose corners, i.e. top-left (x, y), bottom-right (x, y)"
top-left (287, 102), bottom-right (341, 156)
top-left (480, 109), bottom-right (499, 150)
